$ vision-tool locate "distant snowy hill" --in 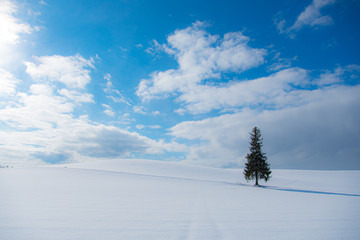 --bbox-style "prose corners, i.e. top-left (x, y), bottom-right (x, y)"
top-left (1, 159), bottom-right (359, 239)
